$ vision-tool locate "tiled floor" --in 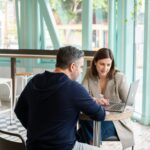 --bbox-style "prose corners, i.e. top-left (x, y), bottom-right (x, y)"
top-left (0, 101), bottom-right (150, 150)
